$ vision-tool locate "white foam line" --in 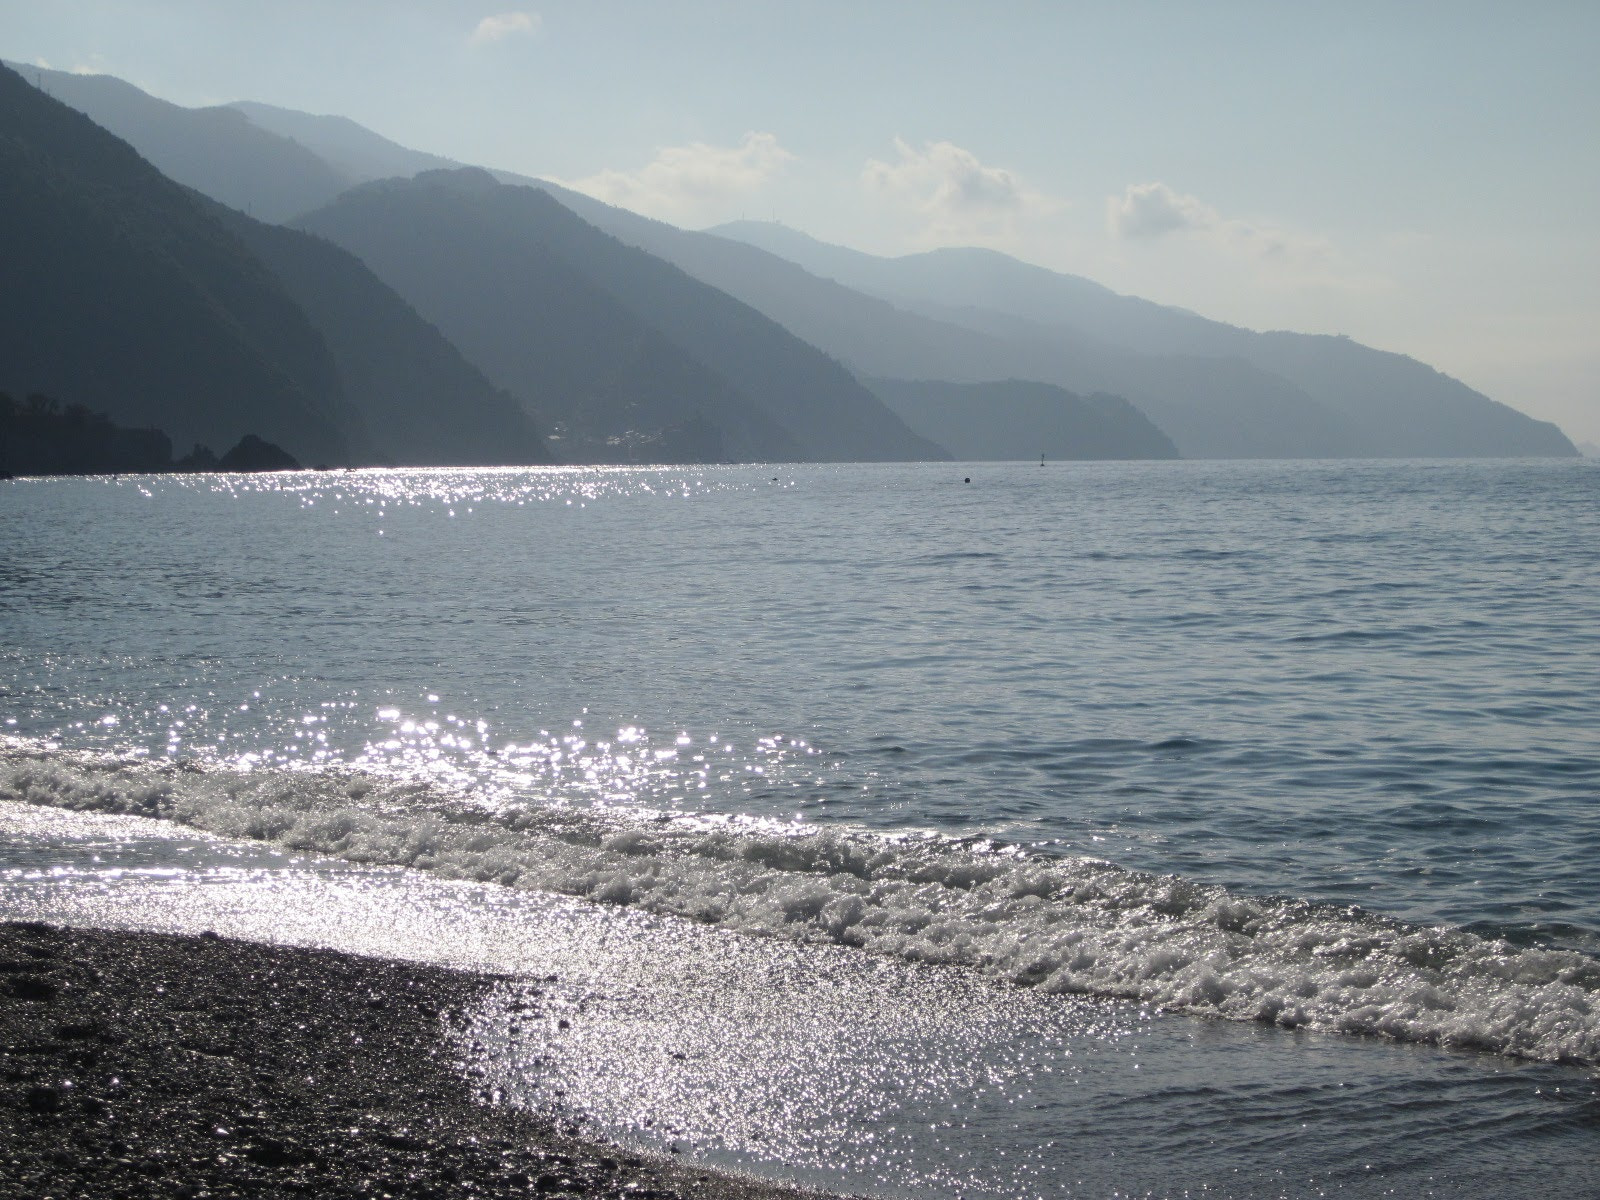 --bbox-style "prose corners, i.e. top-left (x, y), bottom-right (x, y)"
top-left (3, 737), bottom-right (1596, 1067)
